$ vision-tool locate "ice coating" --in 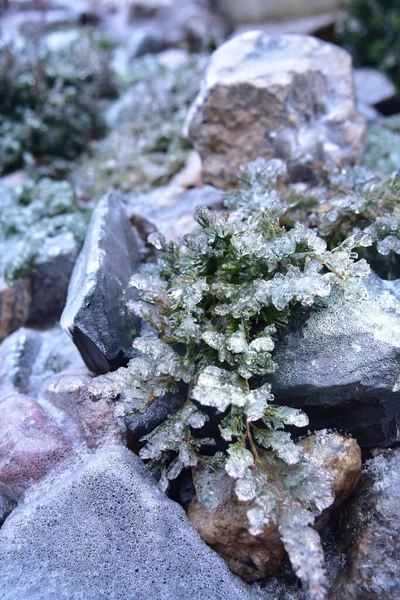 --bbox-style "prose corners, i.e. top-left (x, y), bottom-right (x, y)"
top-left (0, 445), bottom-right (263, 600)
